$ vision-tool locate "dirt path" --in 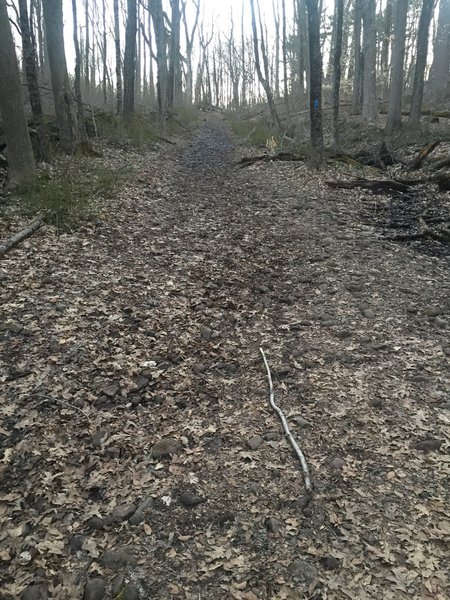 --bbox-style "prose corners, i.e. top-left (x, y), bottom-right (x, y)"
top-left (1, 115), bottom-right (449, 600)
